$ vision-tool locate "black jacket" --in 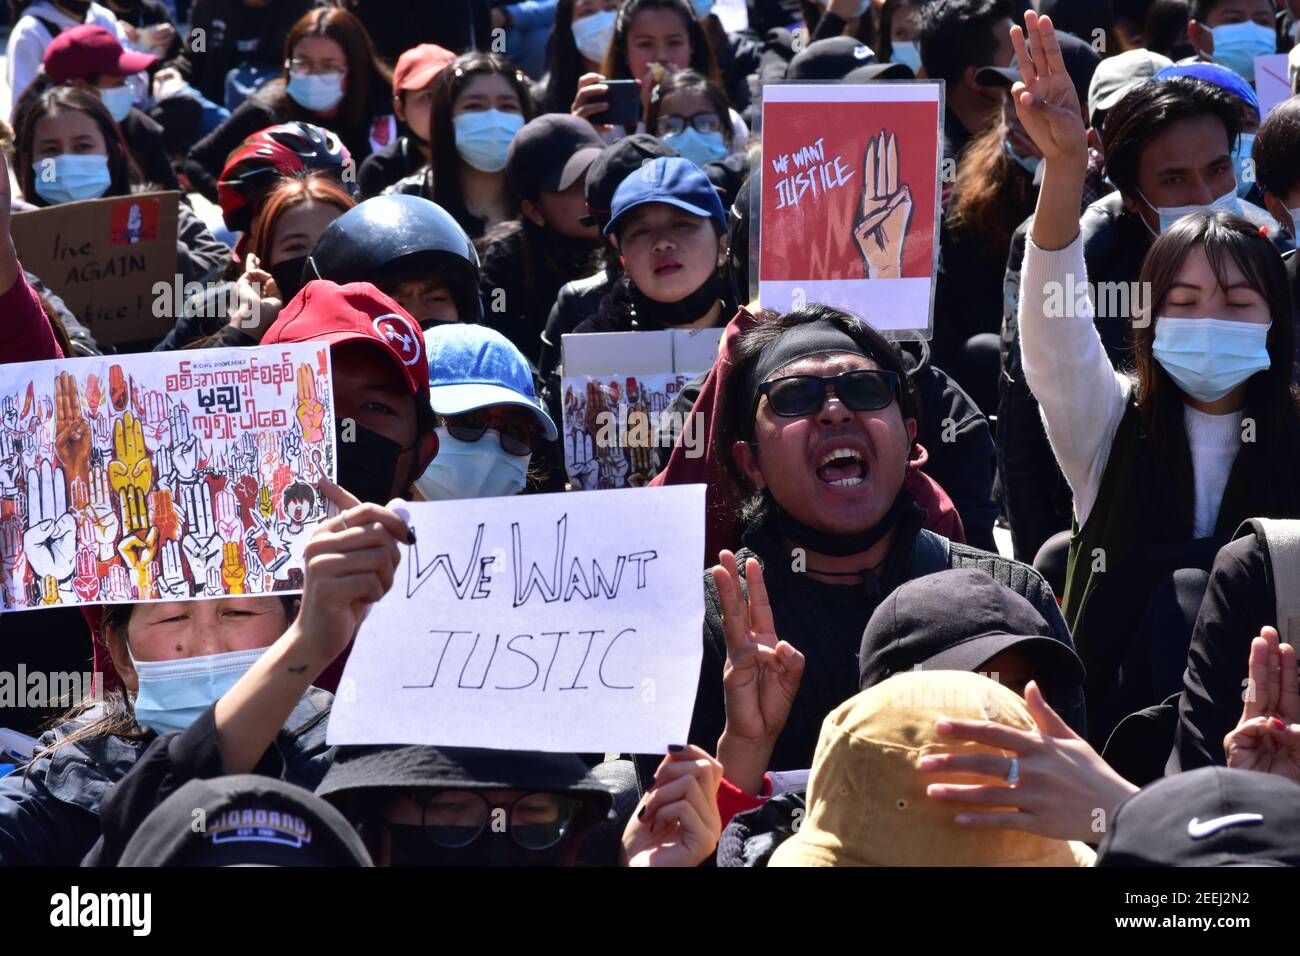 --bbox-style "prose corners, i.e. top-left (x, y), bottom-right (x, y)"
top-left (0, 688), bottom-right (332, 866)
top-left (899, 340), bottom-right (998, 553)
top-left (997, 193), bottom-right (1293, 562)
top-left (81, 688), bottom-right (335, 866)
top-left (358, 135), bottom-right (424, 199)
top-left (165, 0), bottom-right (320, 104)
top-left (678, 503), bottom-right (1085, 781)
top-left (478, 220), bottom-right (604, 367)
top-left (717, 790), bottom-right (805, 867)
top-left (1169, 525), bottom-right (1276, 773)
